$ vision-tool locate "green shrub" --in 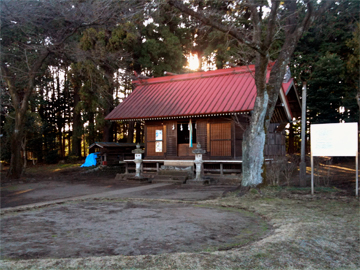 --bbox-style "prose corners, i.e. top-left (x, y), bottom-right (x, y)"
top-left (67, 155), bottom-right (80, 164)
